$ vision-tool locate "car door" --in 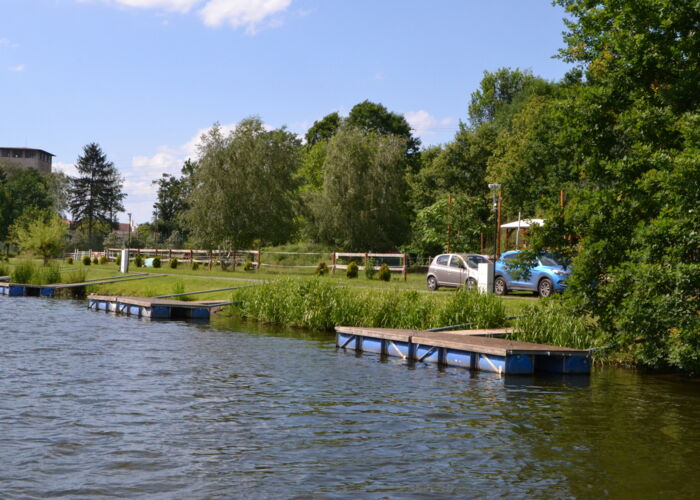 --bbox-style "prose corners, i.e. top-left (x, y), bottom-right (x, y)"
top-left (447, 255), bottom-right (467, 286)
top-left (433, 255), bottom-right (451, 285)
